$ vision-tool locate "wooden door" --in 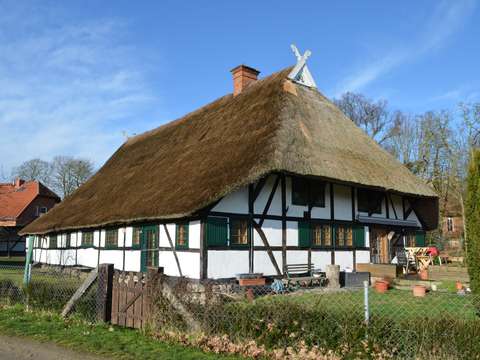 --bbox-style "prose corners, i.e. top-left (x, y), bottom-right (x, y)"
top-left (370, 228), bottom-right (390, 264)
top-left (140, 226), bottom-right (158, 272)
